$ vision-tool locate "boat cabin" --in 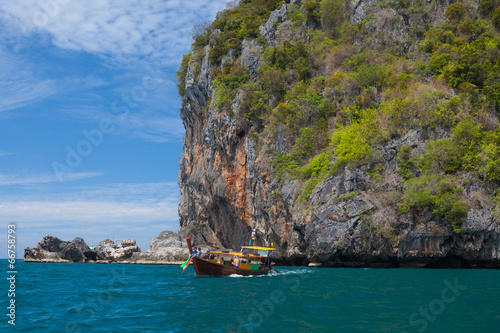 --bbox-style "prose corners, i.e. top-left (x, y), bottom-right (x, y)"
top-left (208, 246), bottom-right (274, 271)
